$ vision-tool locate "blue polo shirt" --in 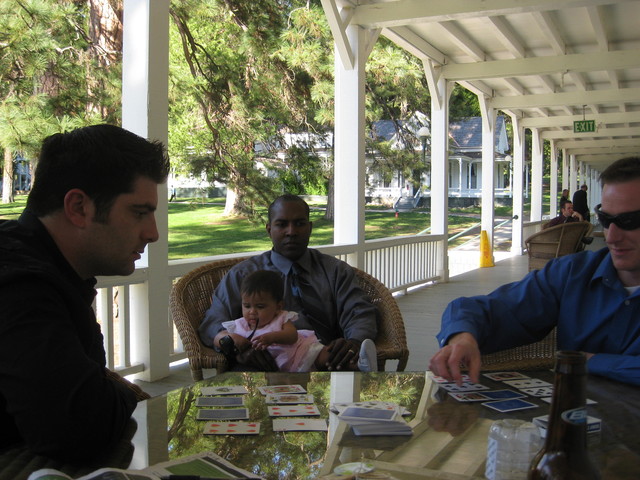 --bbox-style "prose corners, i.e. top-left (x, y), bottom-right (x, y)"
top-left (437, 248), bottom-right (640, 386)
